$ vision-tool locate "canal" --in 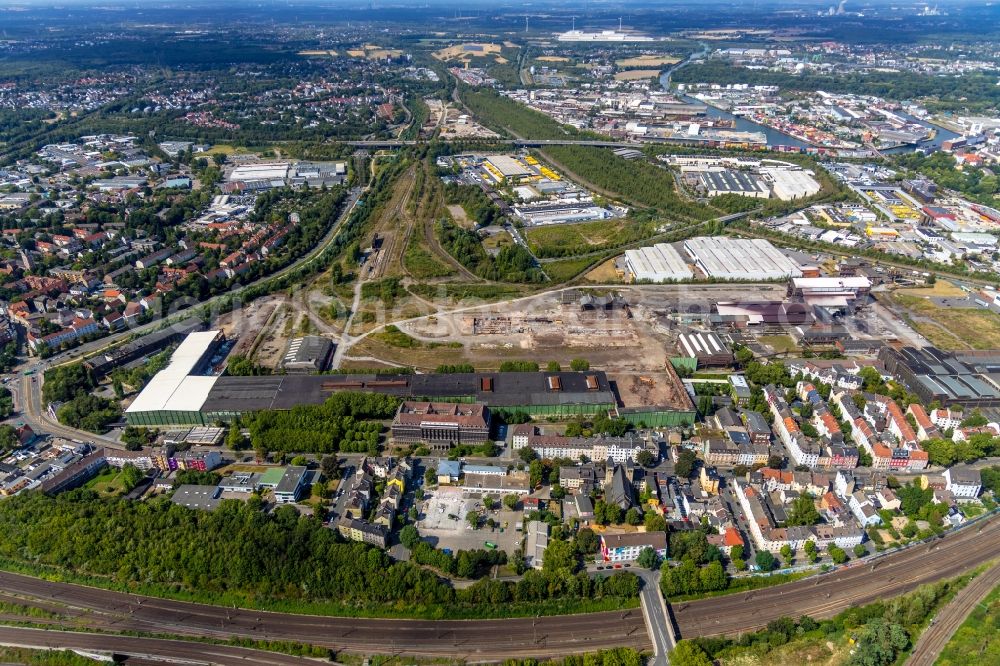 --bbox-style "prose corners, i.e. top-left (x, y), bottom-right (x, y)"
top-left (659, 69), bottom-right (960, 153)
